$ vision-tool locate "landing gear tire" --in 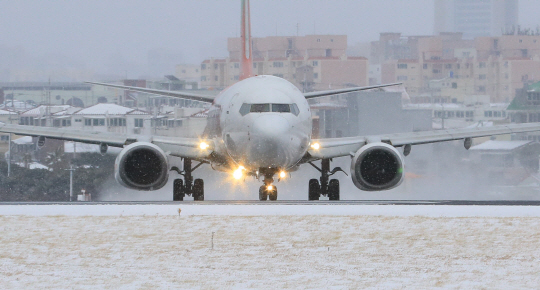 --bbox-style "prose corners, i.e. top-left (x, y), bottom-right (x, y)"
top-left (328, 179), bottom-right (340, 201)
top-left (173, 179), bottom-right (184, 201)
top-left (259, 186), bottom-right (268, 201)
top-left (308, 179), bottom-right (320, 201)
top-left (269, 187), bottom-right (278, 201)
top-left (193, 179), bottom-right (204, 201)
